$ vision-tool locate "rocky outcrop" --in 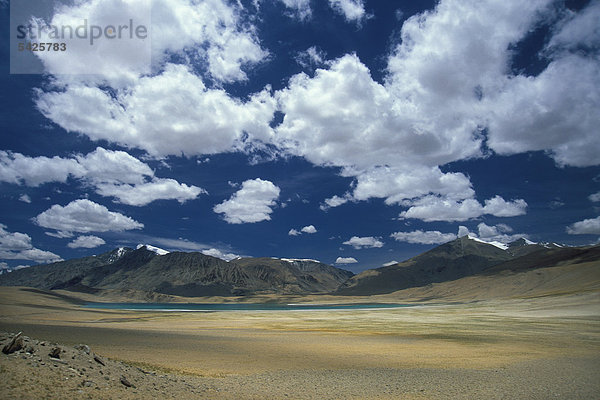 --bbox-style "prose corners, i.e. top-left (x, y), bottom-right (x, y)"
top-left (2, 331), bottom-right (23, 354)
top-left (0, 331), bottom-right (210, 398)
